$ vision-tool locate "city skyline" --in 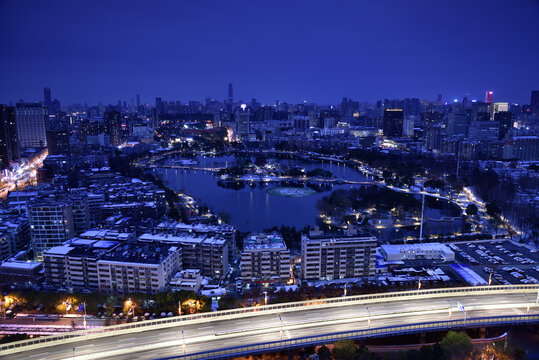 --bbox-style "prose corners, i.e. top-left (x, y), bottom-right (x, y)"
top-left (1, 0), bottom-right (539, 105)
